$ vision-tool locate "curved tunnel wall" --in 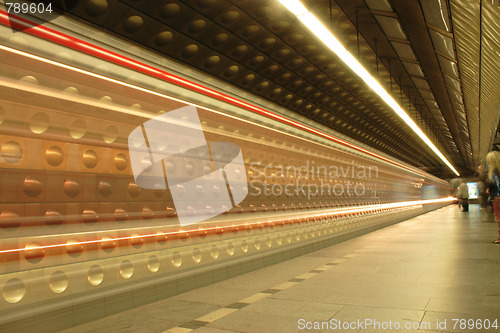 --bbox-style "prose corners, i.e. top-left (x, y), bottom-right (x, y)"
top-left (0, 17), bottom-right (453, 332)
